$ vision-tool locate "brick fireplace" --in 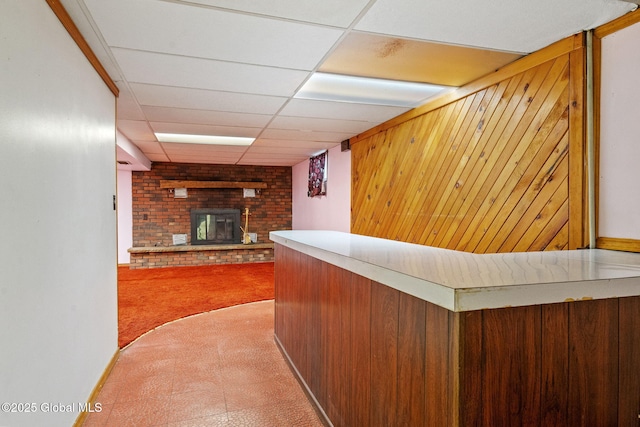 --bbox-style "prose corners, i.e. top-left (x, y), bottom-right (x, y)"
top-left (129, 162), bottom-right (292, 268)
